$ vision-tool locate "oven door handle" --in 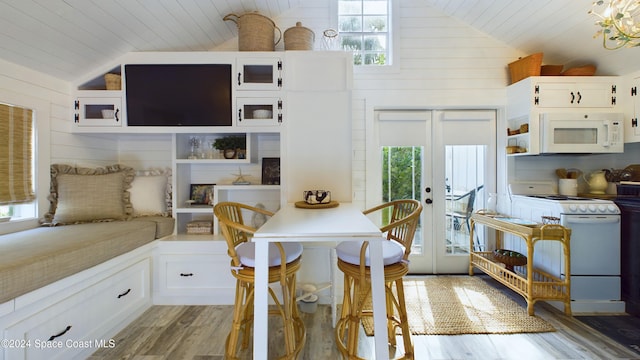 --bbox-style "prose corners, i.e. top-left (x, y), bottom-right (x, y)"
top-left (563, 216), bottom-right (620, 224)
